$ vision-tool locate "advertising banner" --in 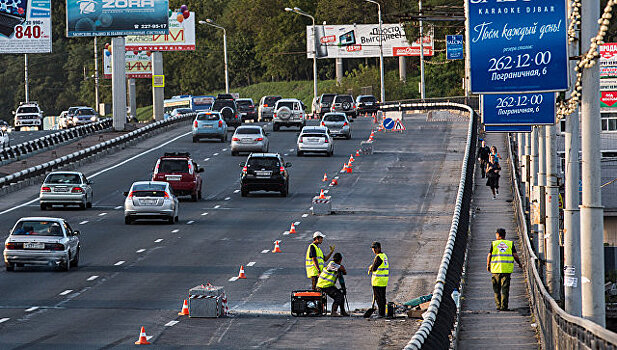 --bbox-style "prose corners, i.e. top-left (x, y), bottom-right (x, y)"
top-left (66, 0), bottom-right (169, 37)
top-left (0, 0), bottom-right (51, 53)
top-left (482, 92), bottom-right (556, 125)
top-left (485, 125), bottom-right (532, 132)
top-left (306, 23), bottom-right (433, 59)
top-left (446, 35), bottom-right (464, 60)
top-left (125, 11), bottom-right (194, 51)
top-left (601, 78), bottom-right (617, 91)
top-left (601, 91), bottom-right (617, 111)
top-left (467, 0), bottom-right (569, 93)
top-left (103, 50), bottom-right (152, 79)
